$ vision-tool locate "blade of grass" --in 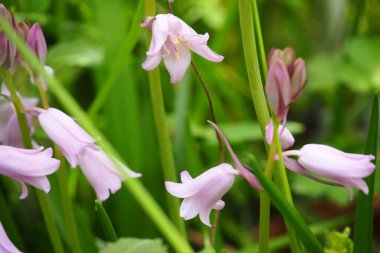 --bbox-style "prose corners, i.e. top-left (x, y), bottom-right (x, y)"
top-left (95, 200), bottom-right (118, 242)
top-left (353, 94), bottom-right (378, 253)
top-left (249, 159), bottom-right (324, 253)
